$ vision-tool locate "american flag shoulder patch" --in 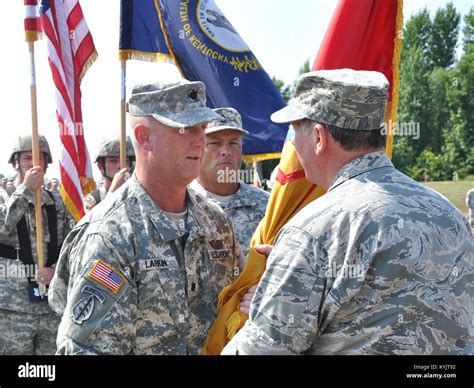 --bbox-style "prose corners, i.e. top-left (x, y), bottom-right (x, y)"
top-left (88, 260), bottom-right (125, 294)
